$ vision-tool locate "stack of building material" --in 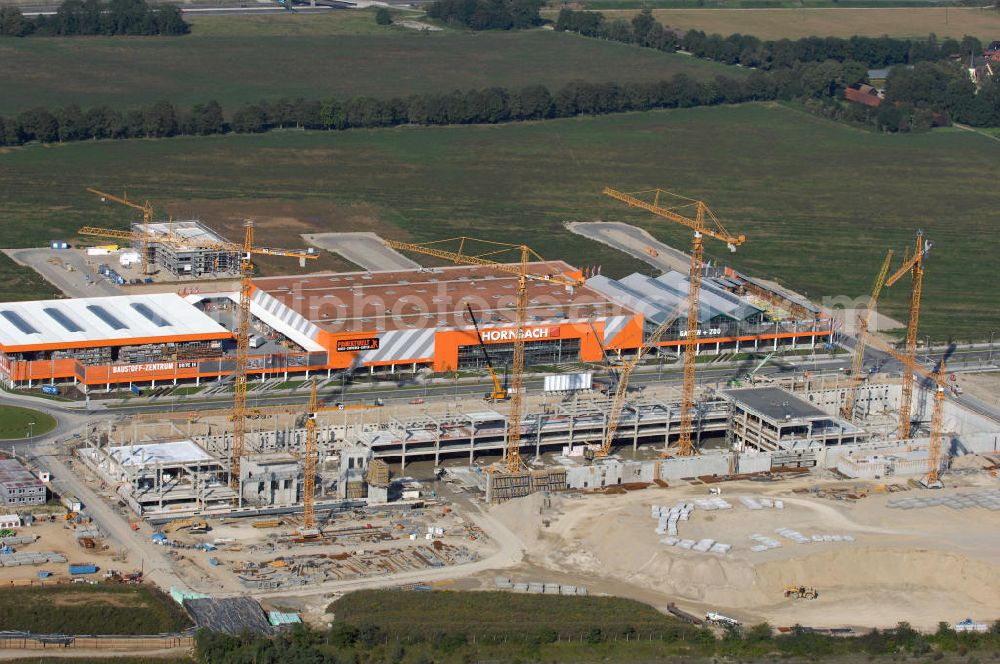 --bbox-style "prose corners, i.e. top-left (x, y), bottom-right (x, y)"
top-left (739, 496), bottom-right (783, 510)
top-left (662, 537), bottom-right (732, 555)
top-left (888, 489), bottom-right (1000, 511)
top-left (494, 576), bottom-right (513, 589)
top-left (775, 528), bottom-right (811, 544)
top-left (0, 551), bottom-right (66, 566)
top-left (749, 534), bottom-right (782, 552)
top-left (652, 502), bottom-right (693, 537)
top-left (694, 498), bottom-right (732, 510)
top-left (0, 535), bottom-right (37, 547)
top-left (775, 528), bottom-right (854, 544)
